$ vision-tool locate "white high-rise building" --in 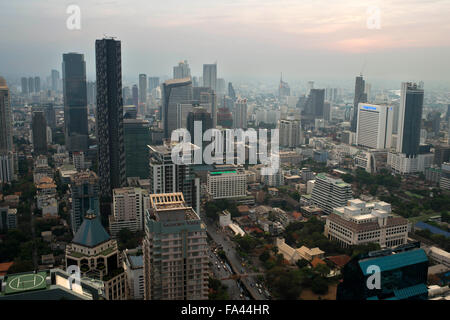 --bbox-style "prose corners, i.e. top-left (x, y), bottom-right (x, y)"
top-left (202, 63), bottom-right (217, 92)
top-left (233, 98), bottom-right (247, 129)
top-left (109, 187), bottom-right (150, 238)
top-left (356, 103), bottom-right (393, 149)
